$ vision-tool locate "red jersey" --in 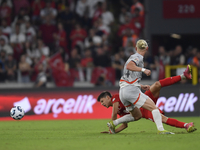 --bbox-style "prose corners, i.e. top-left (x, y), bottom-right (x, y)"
top-left (70, 29), bottom-right (87, 48)
top-left (111, 94), bottom-right (129, 117)
top-left (39, 24), bottom-right (57, 45)
top-left (117, 23), bottom-right (139, 37)
top-left (31, 1), bottom-right (45, 16)
top-left (0, 6), bottom-right (11, 25)
top-left (111, 91), bottom-right (164, 121)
